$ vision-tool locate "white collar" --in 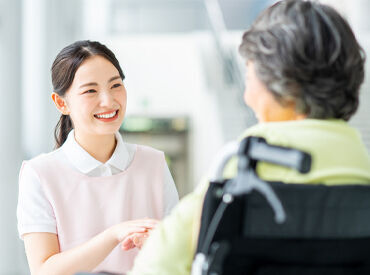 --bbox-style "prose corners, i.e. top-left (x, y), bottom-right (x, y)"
top-left (61, 130), bottom-right (129, 174)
